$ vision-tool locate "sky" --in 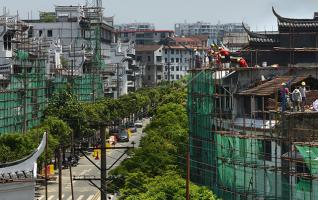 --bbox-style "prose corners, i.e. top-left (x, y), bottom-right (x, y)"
top-left (1, 0), bottom-right (318, 31)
